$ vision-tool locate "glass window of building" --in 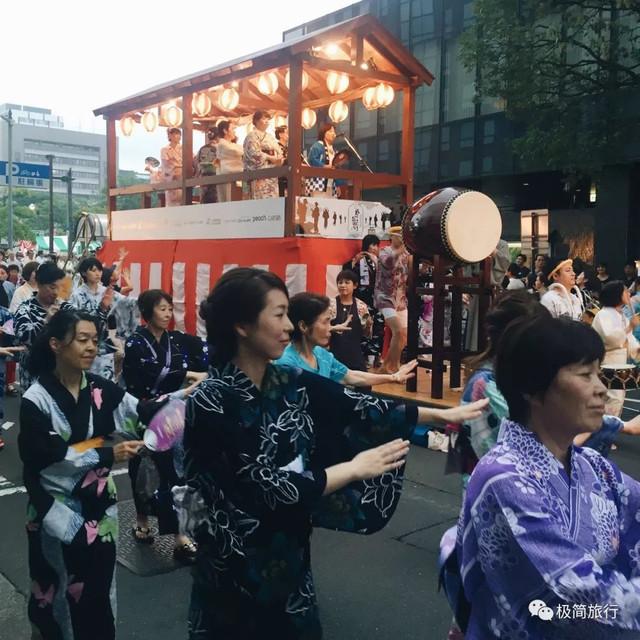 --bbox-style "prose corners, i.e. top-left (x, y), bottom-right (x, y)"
top-left (443, 37), bottom-right (475, 122)
top-left (482, 156), bottom-right (493, 173)
top-left (441, 126), bottom-right (450, 151)
top-left (378, 139), bottom-right (390, 161)
top-left (460, 121), bottom-right (474, 148)
top-left (483, 119), bottom-right (496, 144)
top-left (354, 102), bottom-right (377, 139)
top-left (459, 159), bottom-right (473, 176)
